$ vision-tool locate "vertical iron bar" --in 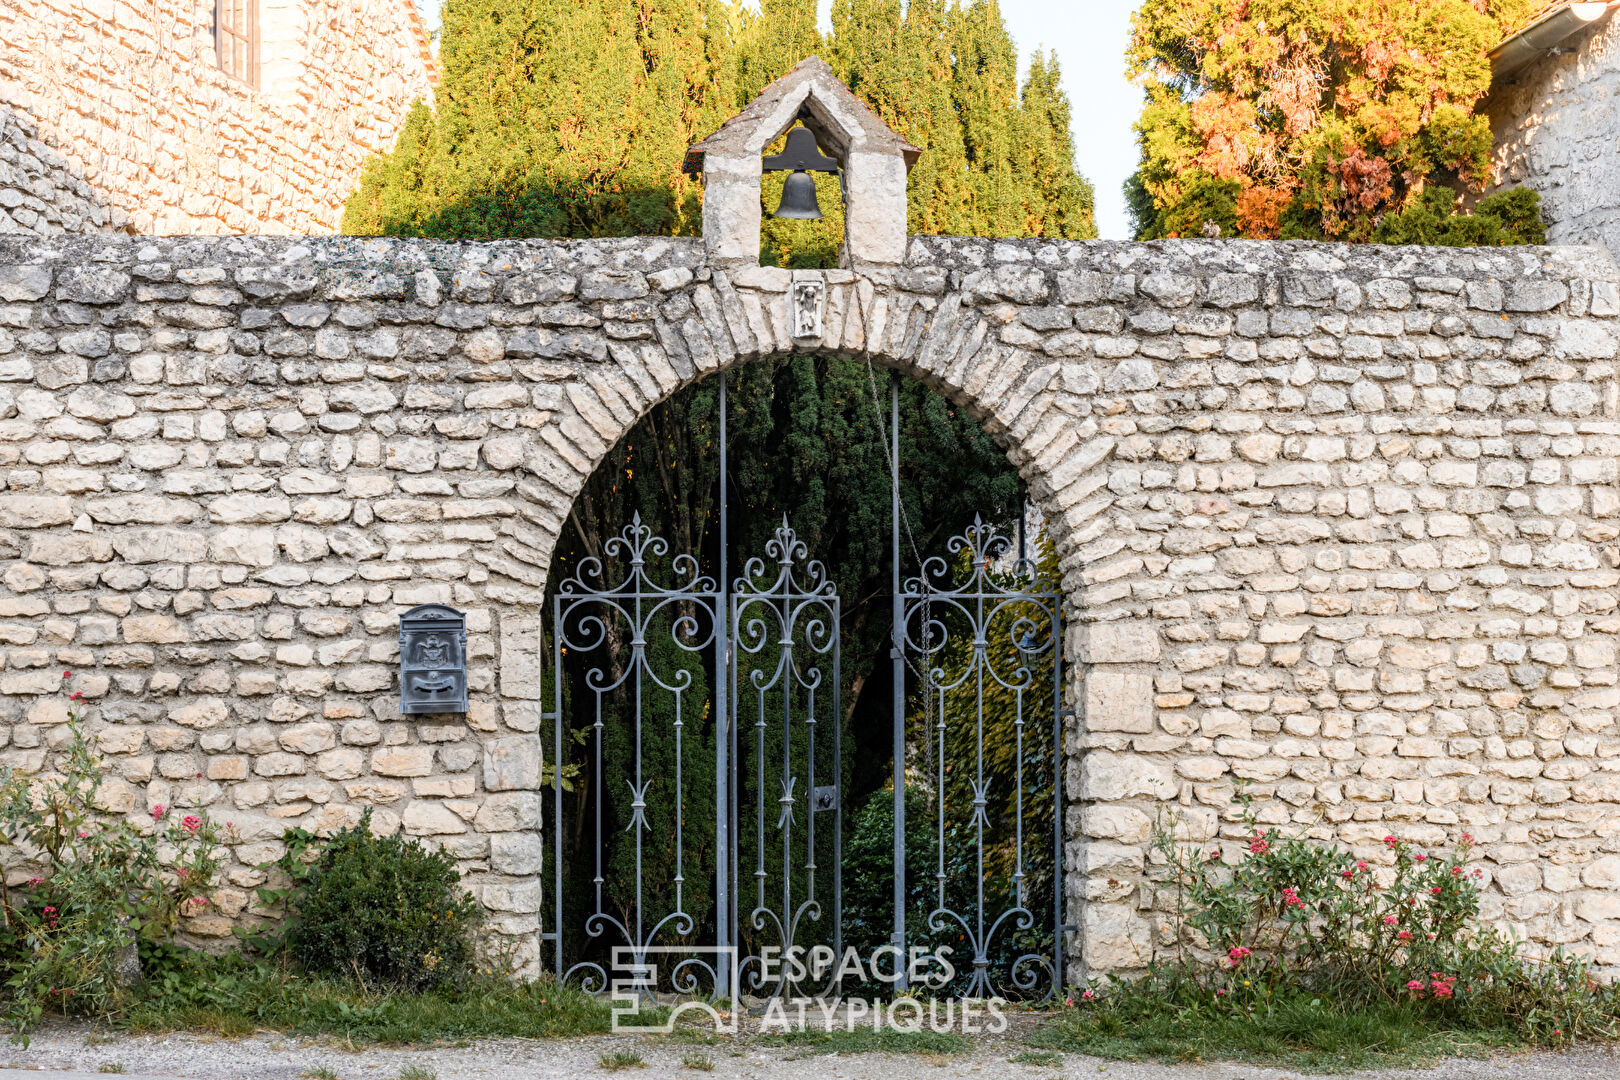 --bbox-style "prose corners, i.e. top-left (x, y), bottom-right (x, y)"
top-left (716, 370), bottom-right (733, 1001)
top-left (890, 373), bottom-right (907, 990)
top-left (1052, 597), bottom-right (1065, 995)
top-left (552, 600), bottom-right (564, 977)
top-left (831, 596), bottom-right (842, 961)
